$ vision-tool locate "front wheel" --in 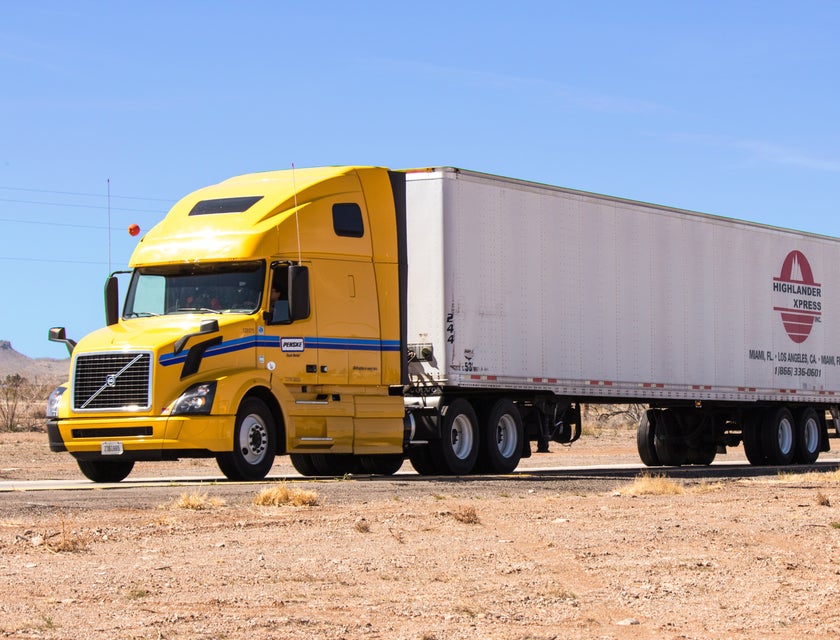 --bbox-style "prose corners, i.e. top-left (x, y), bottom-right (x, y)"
top-left (216, 398), bottom-right (276, 480)
top-left (77, 459), bottom-right (135, 483)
